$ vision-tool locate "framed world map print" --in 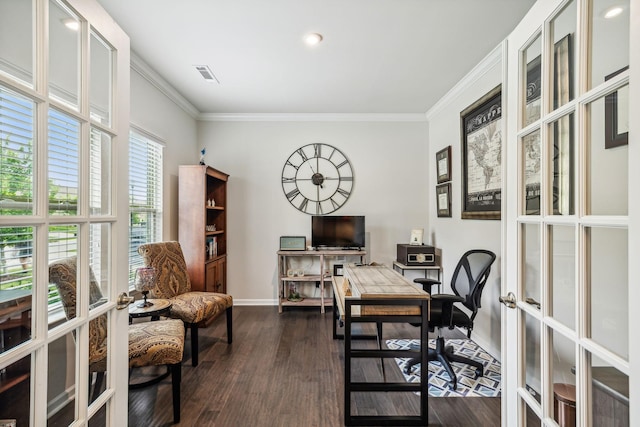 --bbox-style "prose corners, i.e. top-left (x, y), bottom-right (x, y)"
top-left (460, 85), bottom-right (502, 219)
